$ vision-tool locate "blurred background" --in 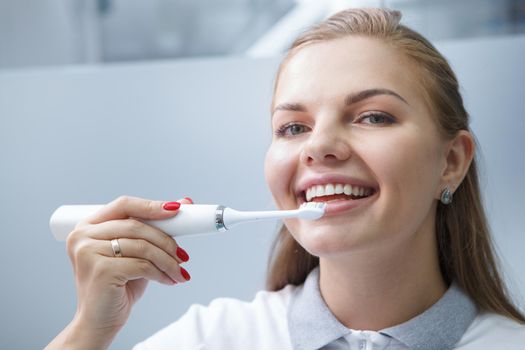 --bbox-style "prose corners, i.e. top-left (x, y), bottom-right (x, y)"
top-left (1, 0), bottom-right (525, 69)
top-left (1, 1), bottom-right (524, 349)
